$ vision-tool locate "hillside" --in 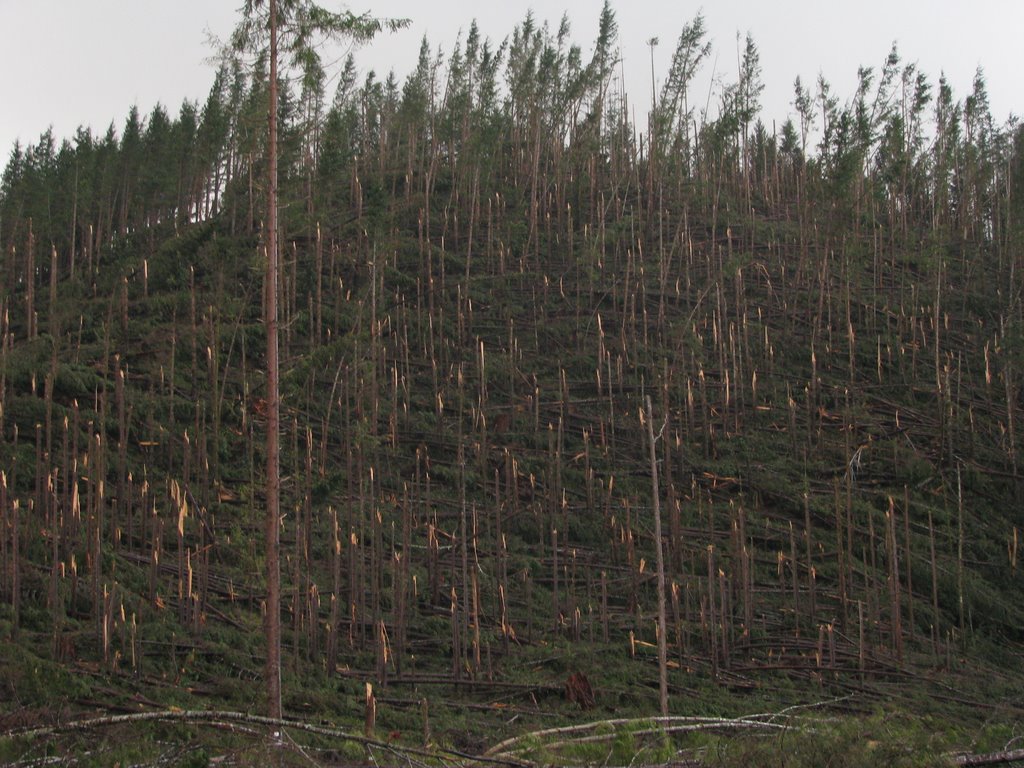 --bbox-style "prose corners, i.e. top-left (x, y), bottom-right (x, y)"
top-left (2, 5), bottom-right (1024, 766)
